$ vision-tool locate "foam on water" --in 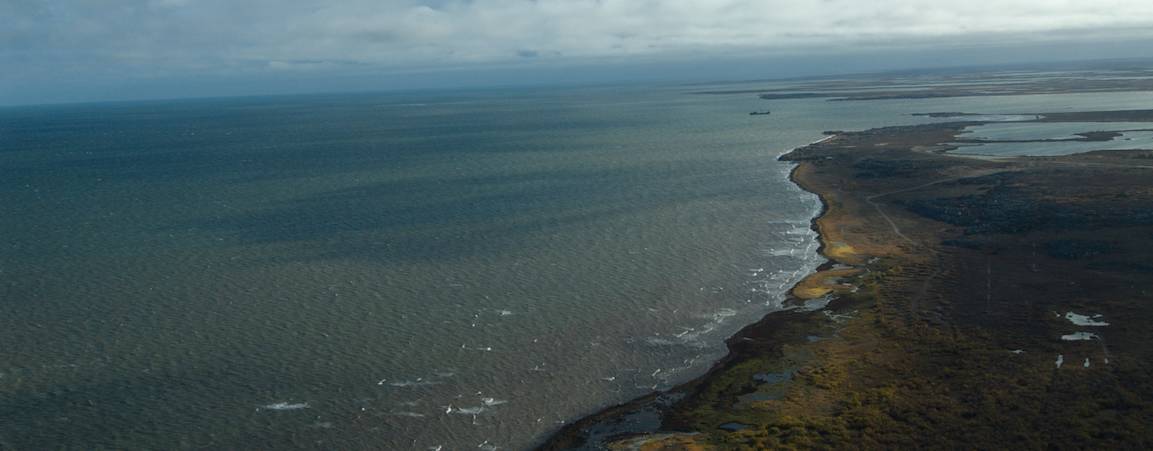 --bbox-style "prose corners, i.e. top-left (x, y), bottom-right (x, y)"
top-left (449, 406), bottom-right (487, 415)
top-left (482, 398), bottom-right (508, 407)
top-left (386, 378), bottom-right (443, 387)
top-left (388, 411), bottom-right (427, 418)
top-left (259, 402), bottom-right (309, 411)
